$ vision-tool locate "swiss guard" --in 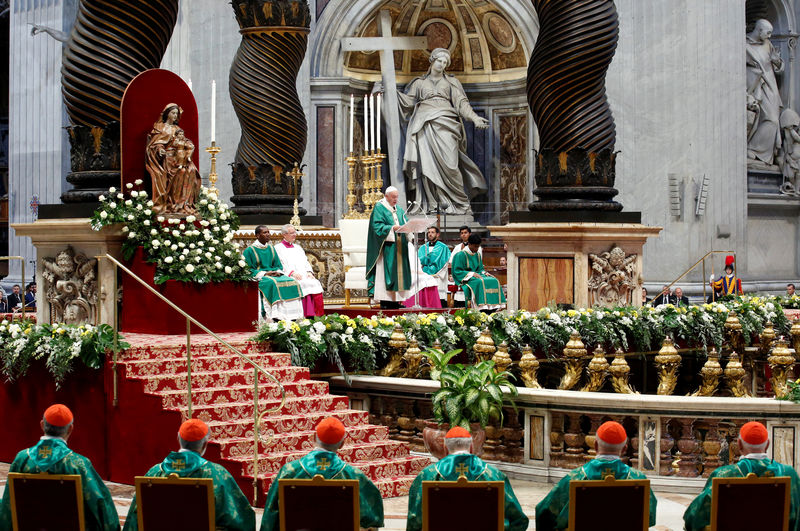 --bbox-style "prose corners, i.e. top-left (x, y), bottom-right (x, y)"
top-left (709, 255), bottom-right (743, 301)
